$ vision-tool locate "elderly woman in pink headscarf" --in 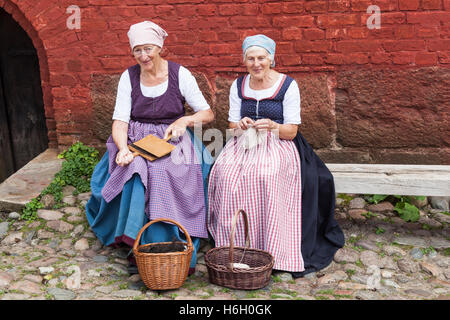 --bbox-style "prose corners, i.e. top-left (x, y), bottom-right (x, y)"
top-left (86, 21), bottom-right (214, 274)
